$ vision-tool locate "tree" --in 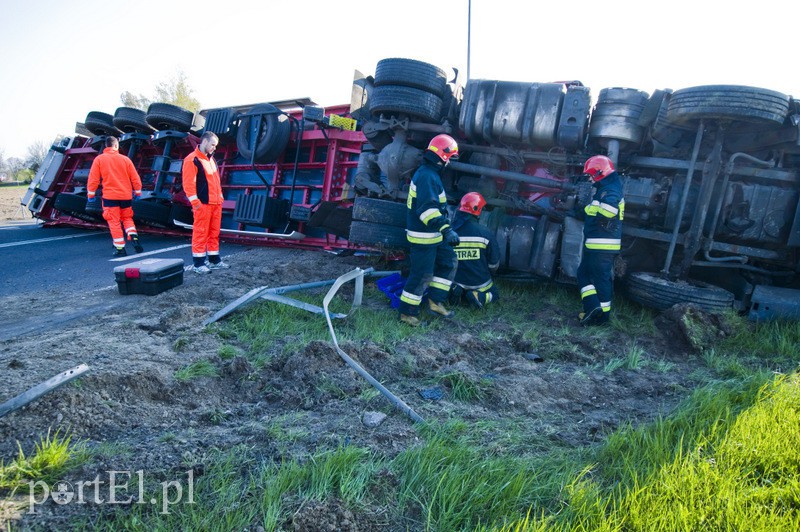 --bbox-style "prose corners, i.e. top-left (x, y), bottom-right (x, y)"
top-left (120, 71), bottom-right (201, 112)
top-left (25, 141), bottom-right (47, 174)
top-left (120, 91), bottom-right (150, 111)
top-left (154, 71), bottom-right (201, 112)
